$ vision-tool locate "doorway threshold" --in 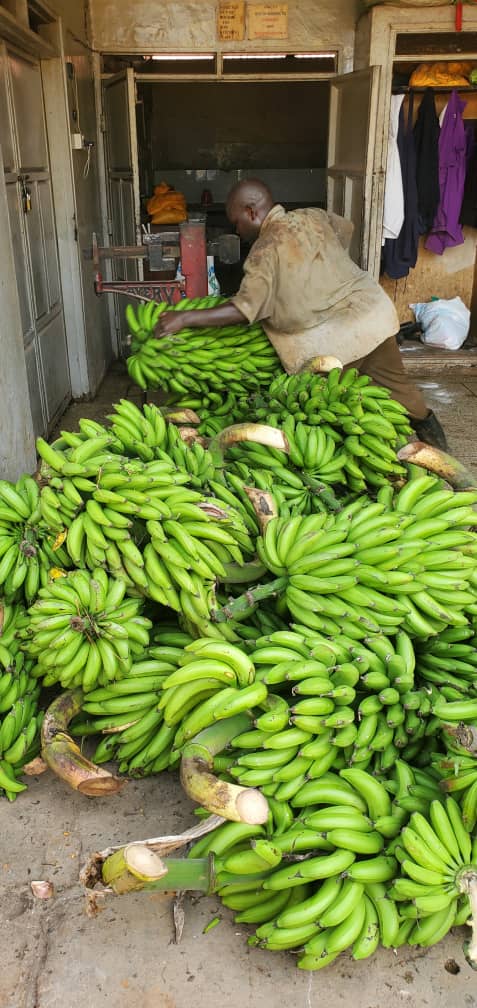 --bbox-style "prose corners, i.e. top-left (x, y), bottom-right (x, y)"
top-left (401, 340), bottom-right (477, 372)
